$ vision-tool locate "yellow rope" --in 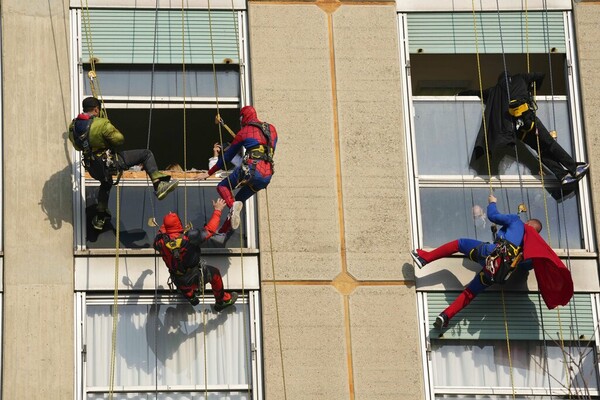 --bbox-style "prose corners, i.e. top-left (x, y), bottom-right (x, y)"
top-left (181, 3), bottom-right (189, 225)
top-left (205, 4), bottom-right (253, 397)
top-left (471, 4), bottom-right (514, 398)
top-left (500, 289), bottom-right (516, 399)
top-left (471, 2), bottom-right (493, 192)
top-left (108, 186), bottom-right (121, 400)
top-left (524, 3), bottom-right (552, 243)
top-left (80, 5), bottom-right (120, 398)
top-left (526, 2), bottom-right (570, 392)
top-left (265, 188), bottom-right (288, 400)
top-left (82, 0), bottom-right (108, 117)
